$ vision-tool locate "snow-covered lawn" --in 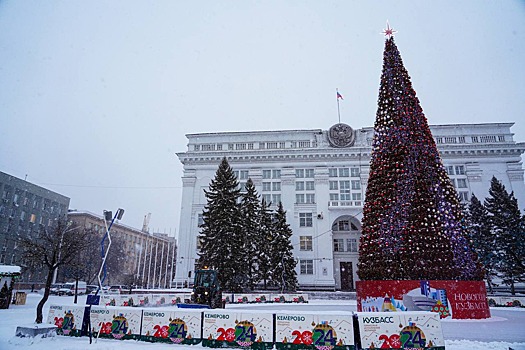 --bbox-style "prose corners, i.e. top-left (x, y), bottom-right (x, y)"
top-left (0, 292), bottom-right (524, 349)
